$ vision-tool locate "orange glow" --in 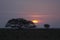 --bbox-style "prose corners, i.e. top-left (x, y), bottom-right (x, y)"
top-left (32, 20), bottom-right (39, 24)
